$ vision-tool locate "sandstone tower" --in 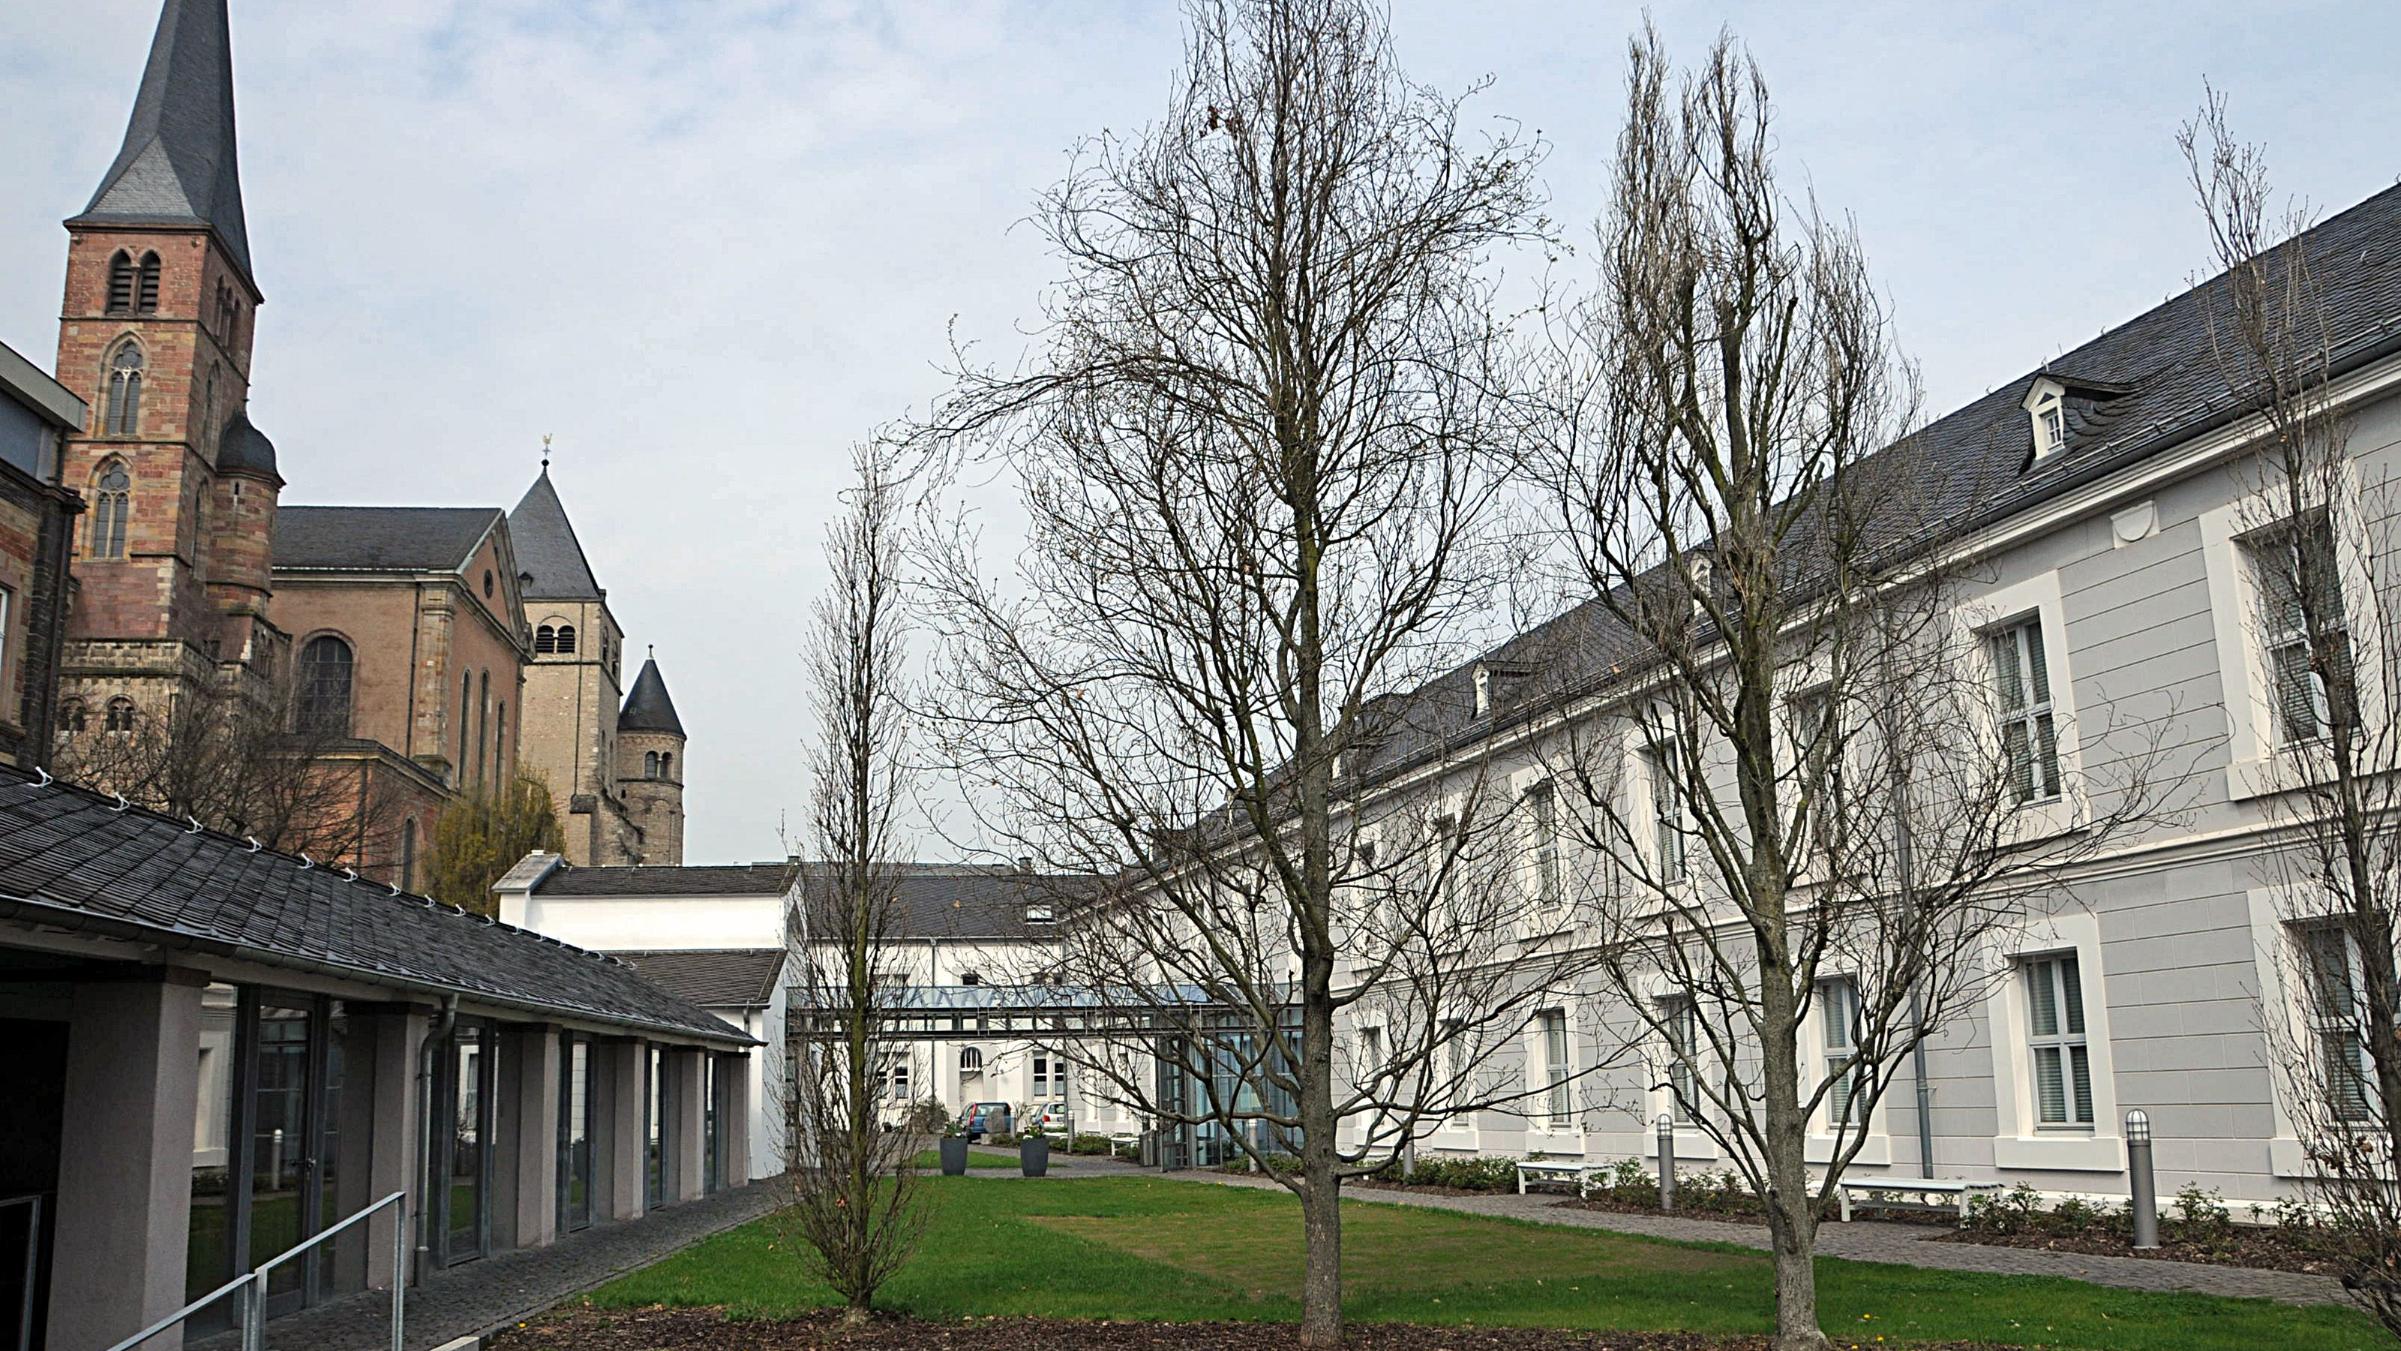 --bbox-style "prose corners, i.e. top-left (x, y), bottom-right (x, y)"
top-left (615, 653), bottom-right (685, 864)
top-left (509, 461), bottom-right (640, 864)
